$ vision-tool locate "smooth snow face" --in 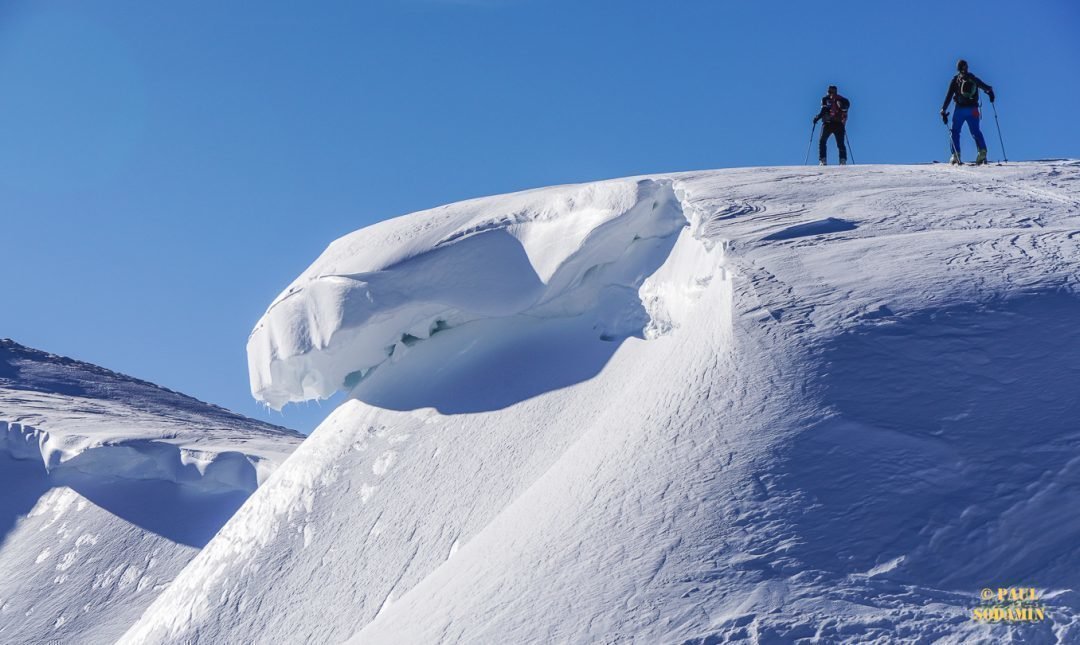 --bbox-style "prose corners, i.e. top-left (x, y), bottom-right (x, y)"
top-left (132, 161), bottom-right (1080, 644)
top-left (0, 340), bottom-right (303, 644)
top-left (247, 178), bottom-right (688, 409)
top-left (0, 459), bottom-right (241, 644)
